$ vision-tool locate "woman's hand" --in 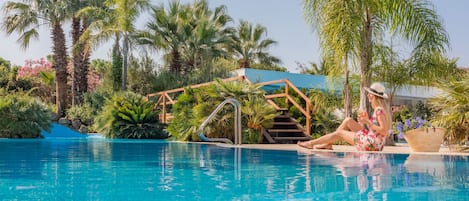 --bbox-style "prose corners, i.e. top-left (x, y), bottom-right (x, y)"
top-left (358, 118), bottom-right (371, 127)
top-left (357, 110), bottom-right (368, 121)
